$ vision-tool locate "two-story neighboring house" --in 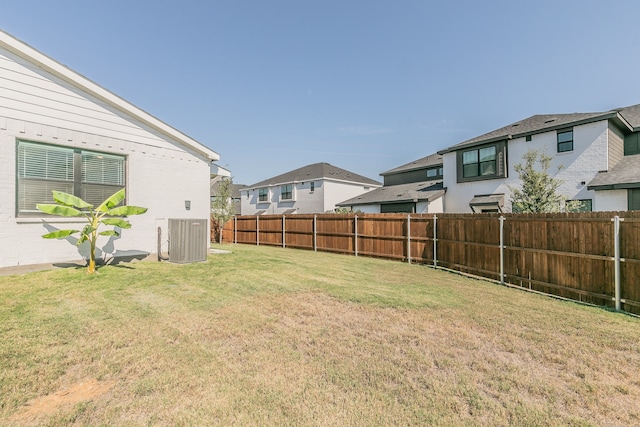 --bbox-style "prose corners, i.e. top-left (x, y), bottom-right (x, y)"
top-left (336, 153), bottom-right (445, 213)
top-left (438, 104), bottom-right (640, 213)
top-left (240, 162), bottom-right (382, 215)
